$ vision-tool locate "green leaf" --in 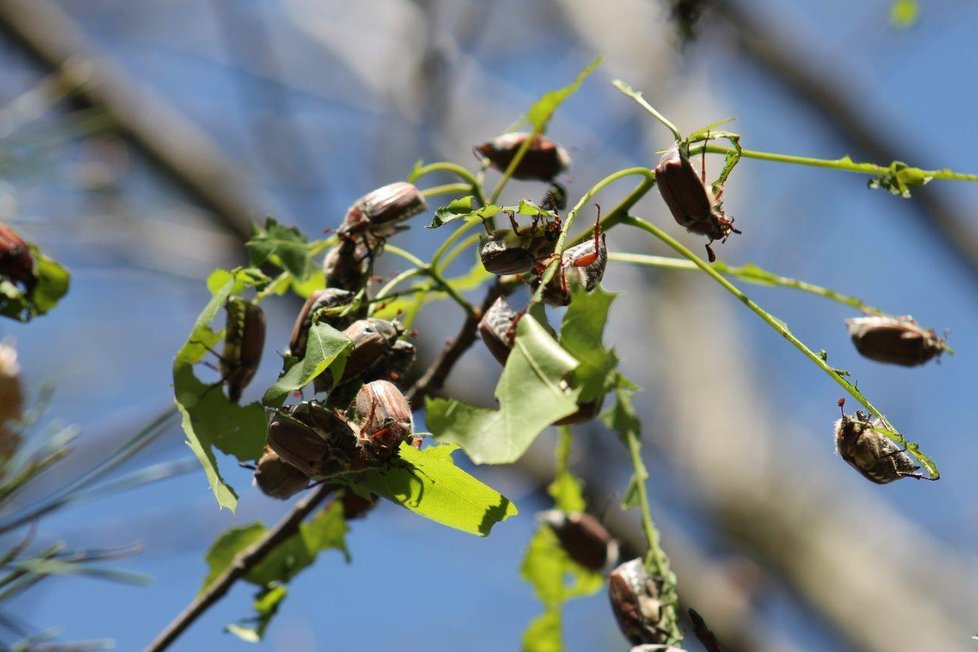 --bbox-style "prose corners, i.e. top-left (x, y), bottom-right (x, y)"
top-left (246, 217), bottom-right (315, 280)
top-left (173, 268), bottom-right (268, 512)
top-left (686, 119), bottom-right (737, 144)
top-left (548, 466), bottom-right (585, 514)
top-left (890, 0), bottom-right (918, 27)
top-left (226, 584), bottom-right (288, 642)
top-left (558, 286), bottom-right (617, 402)
top-left (202, 502), bottom-right (349, 592)
top-left (519, 526), bottom-right (603, 652)
top-left (526, 57), bottom-right (604, 131)
top-left (355, 442), bottom-right (517, 536)
top-left (30, 248), bottom-right (70, 315)
top-left (603, 388), bottom-right (646, 509)
top-left (427, 317), bottom-right (581, 464)
top-left (521, 610), bottom-right (561, 652)
top-left (867, 160), bottom-right (933, 198)
top-left (262, 322), bottom-right (352, 407)
top-left (428, 196), bottom-right (502, 228)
